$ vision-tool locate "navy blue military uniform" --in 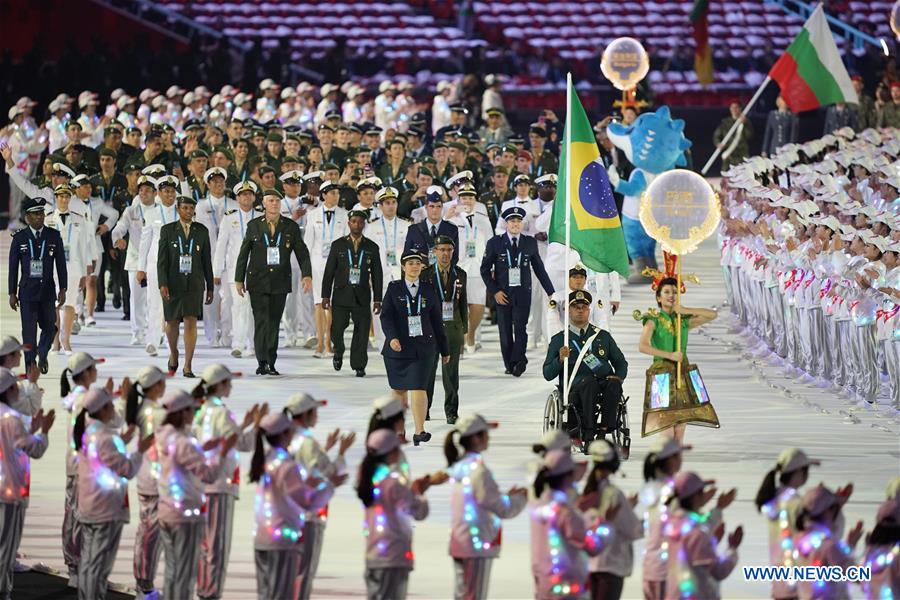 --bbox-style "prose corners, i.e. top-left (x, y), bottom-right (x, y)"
top-left (480, 228), bottom-right (554, 376)
top-left (8, 202), bottom-right (68, 367)
top-left (404, 219), bottom-right (459, 265)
